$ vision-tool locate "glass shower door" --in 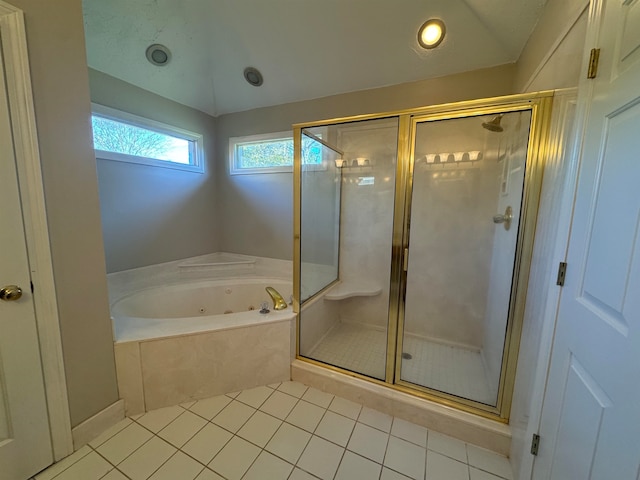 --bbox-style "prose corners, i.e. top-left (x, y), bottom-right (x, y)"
top-left (399, 110), bottom-right (532, 407)
top-left (298, 118), bottom-right (399, 381)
